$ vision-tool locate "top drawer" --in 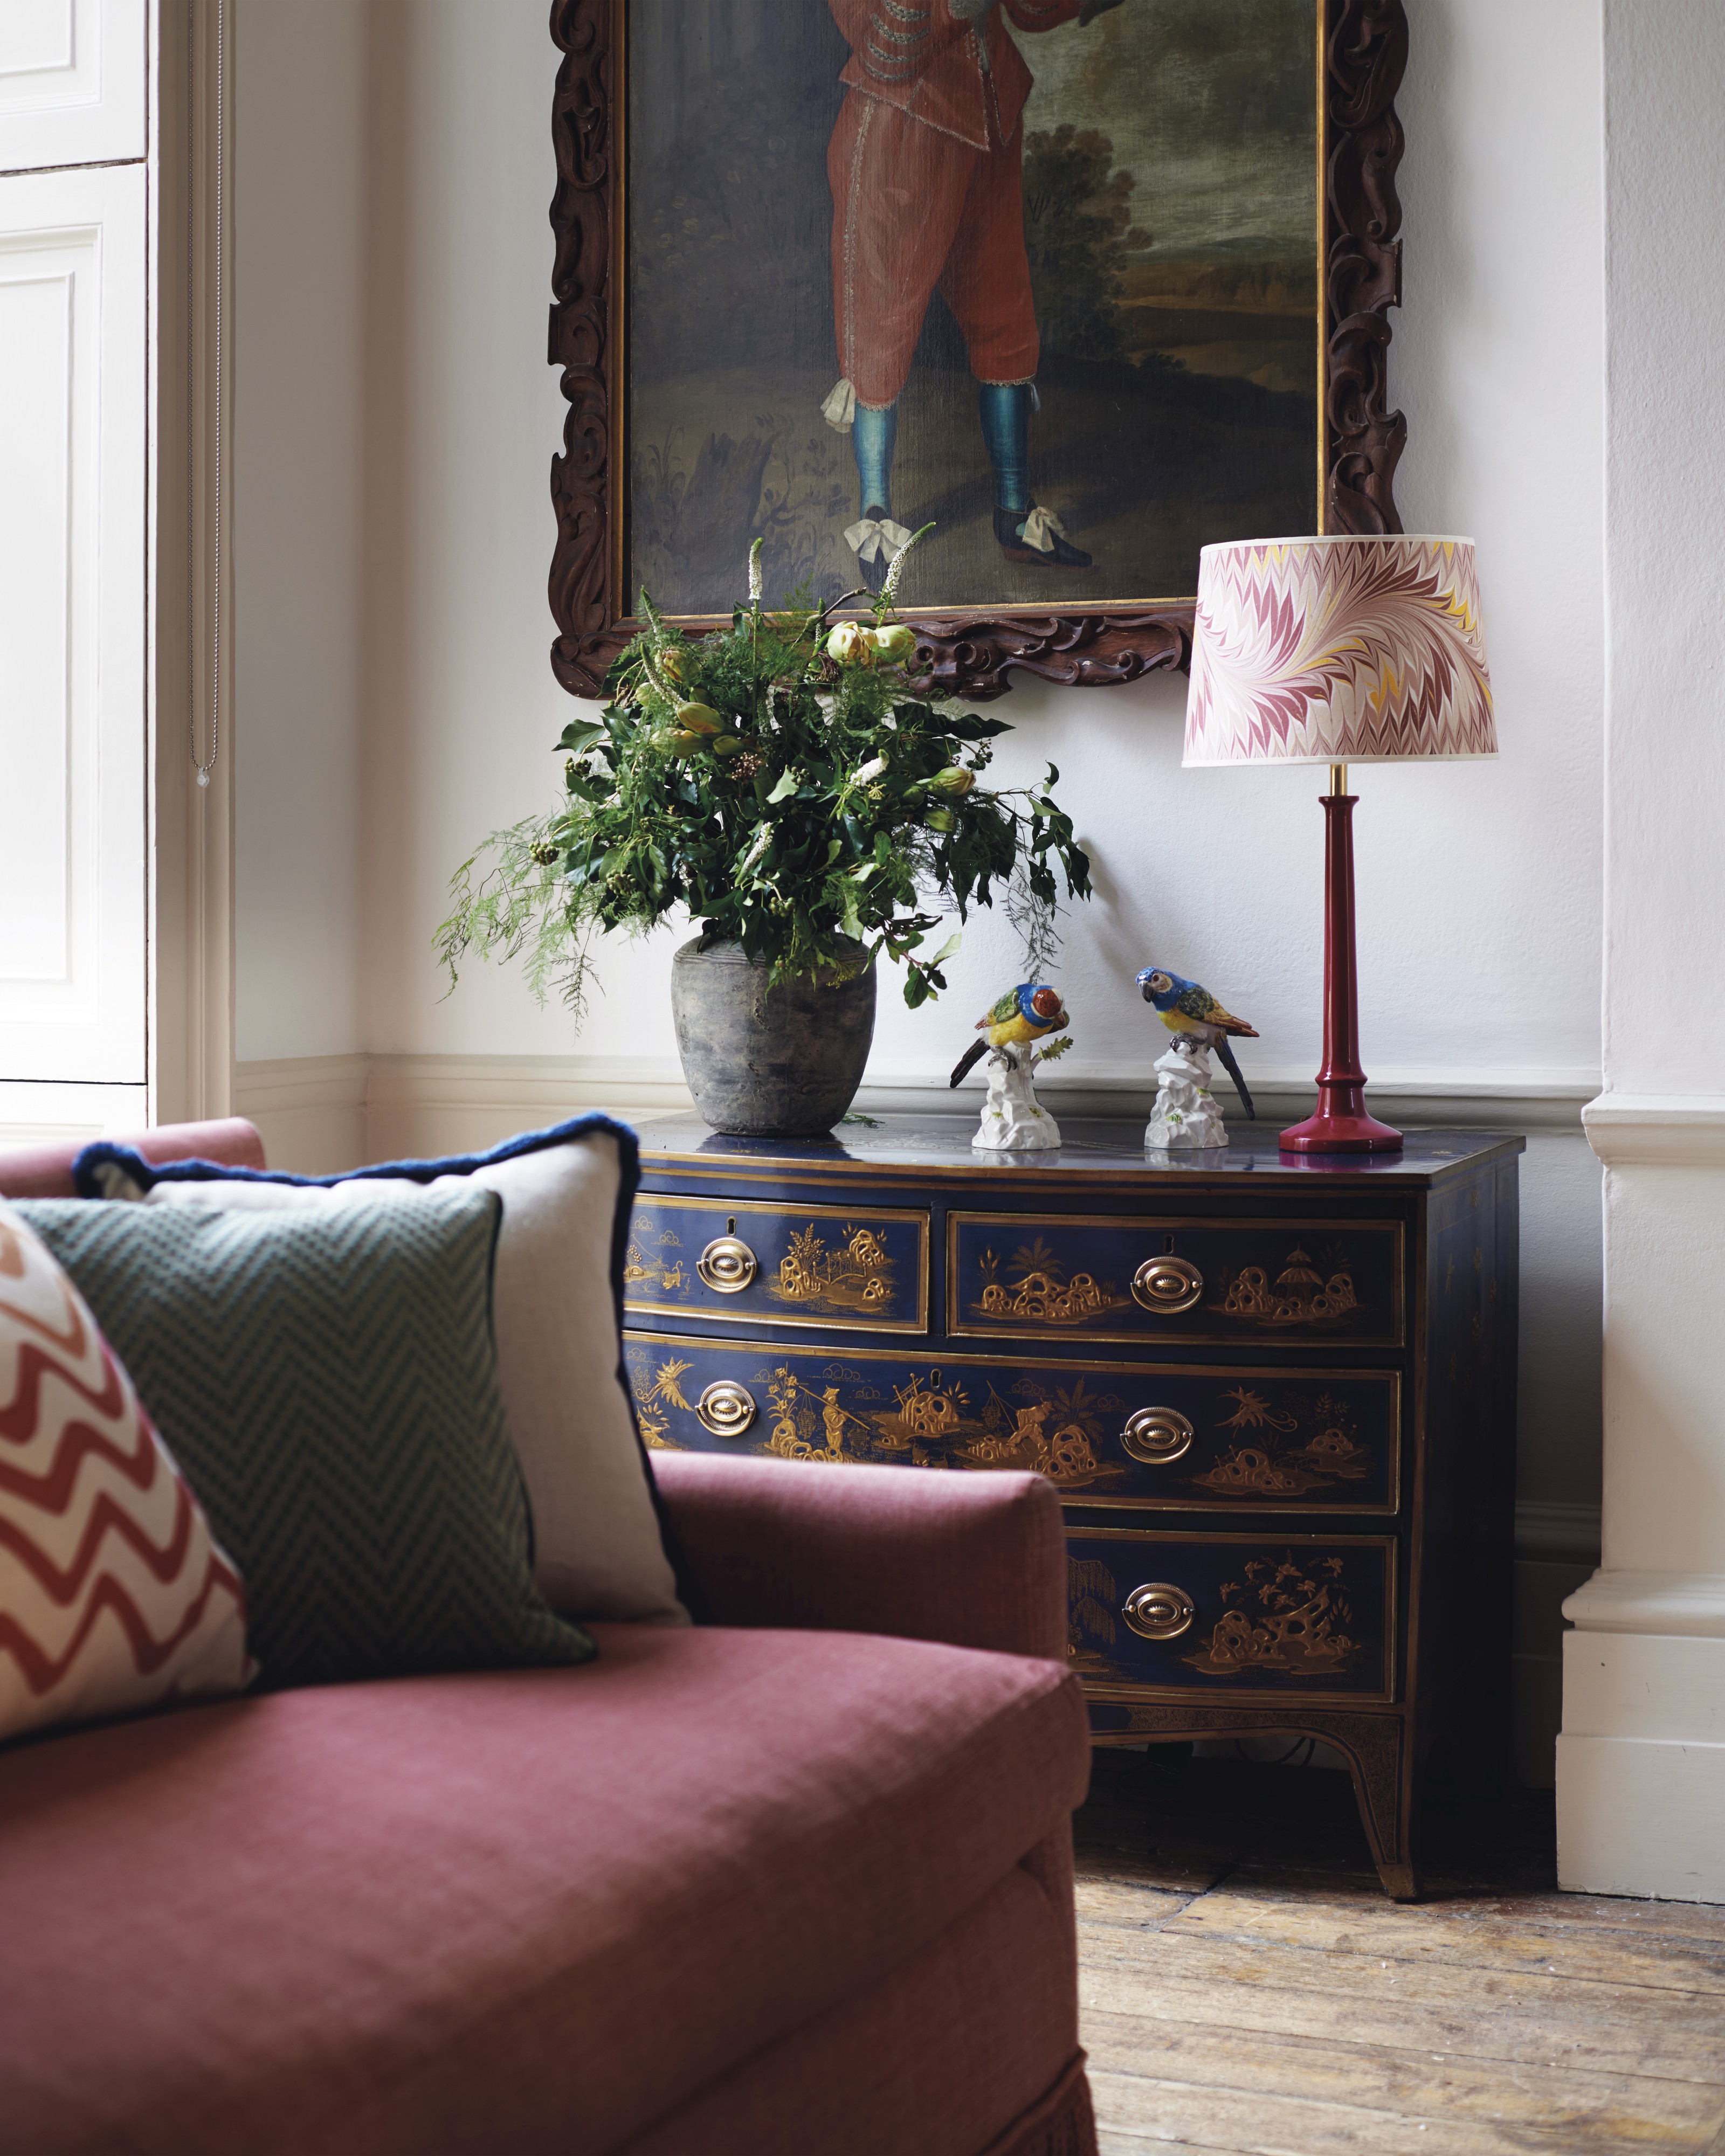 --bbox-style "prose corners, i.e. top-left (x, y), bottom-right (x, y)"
top-left (627, 1193), bottom-right (930, 1333)
top-left (947, 1213), bottom-right (1404, 1349)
